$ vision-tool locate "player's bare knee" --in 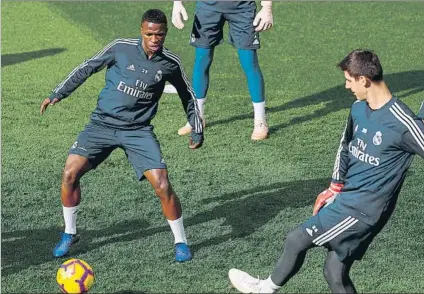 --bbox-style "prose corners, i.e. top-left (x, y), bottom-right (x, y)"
top-left (152, 177), bottom-right (171, 198)
top-left (62, 166), bottom-right (81, 186)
